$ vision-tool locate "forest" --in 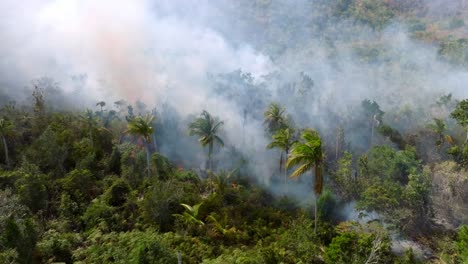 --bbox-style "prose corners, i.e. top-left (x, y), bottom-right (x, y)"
top-left (0, 0), bottom-right (467, 263)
